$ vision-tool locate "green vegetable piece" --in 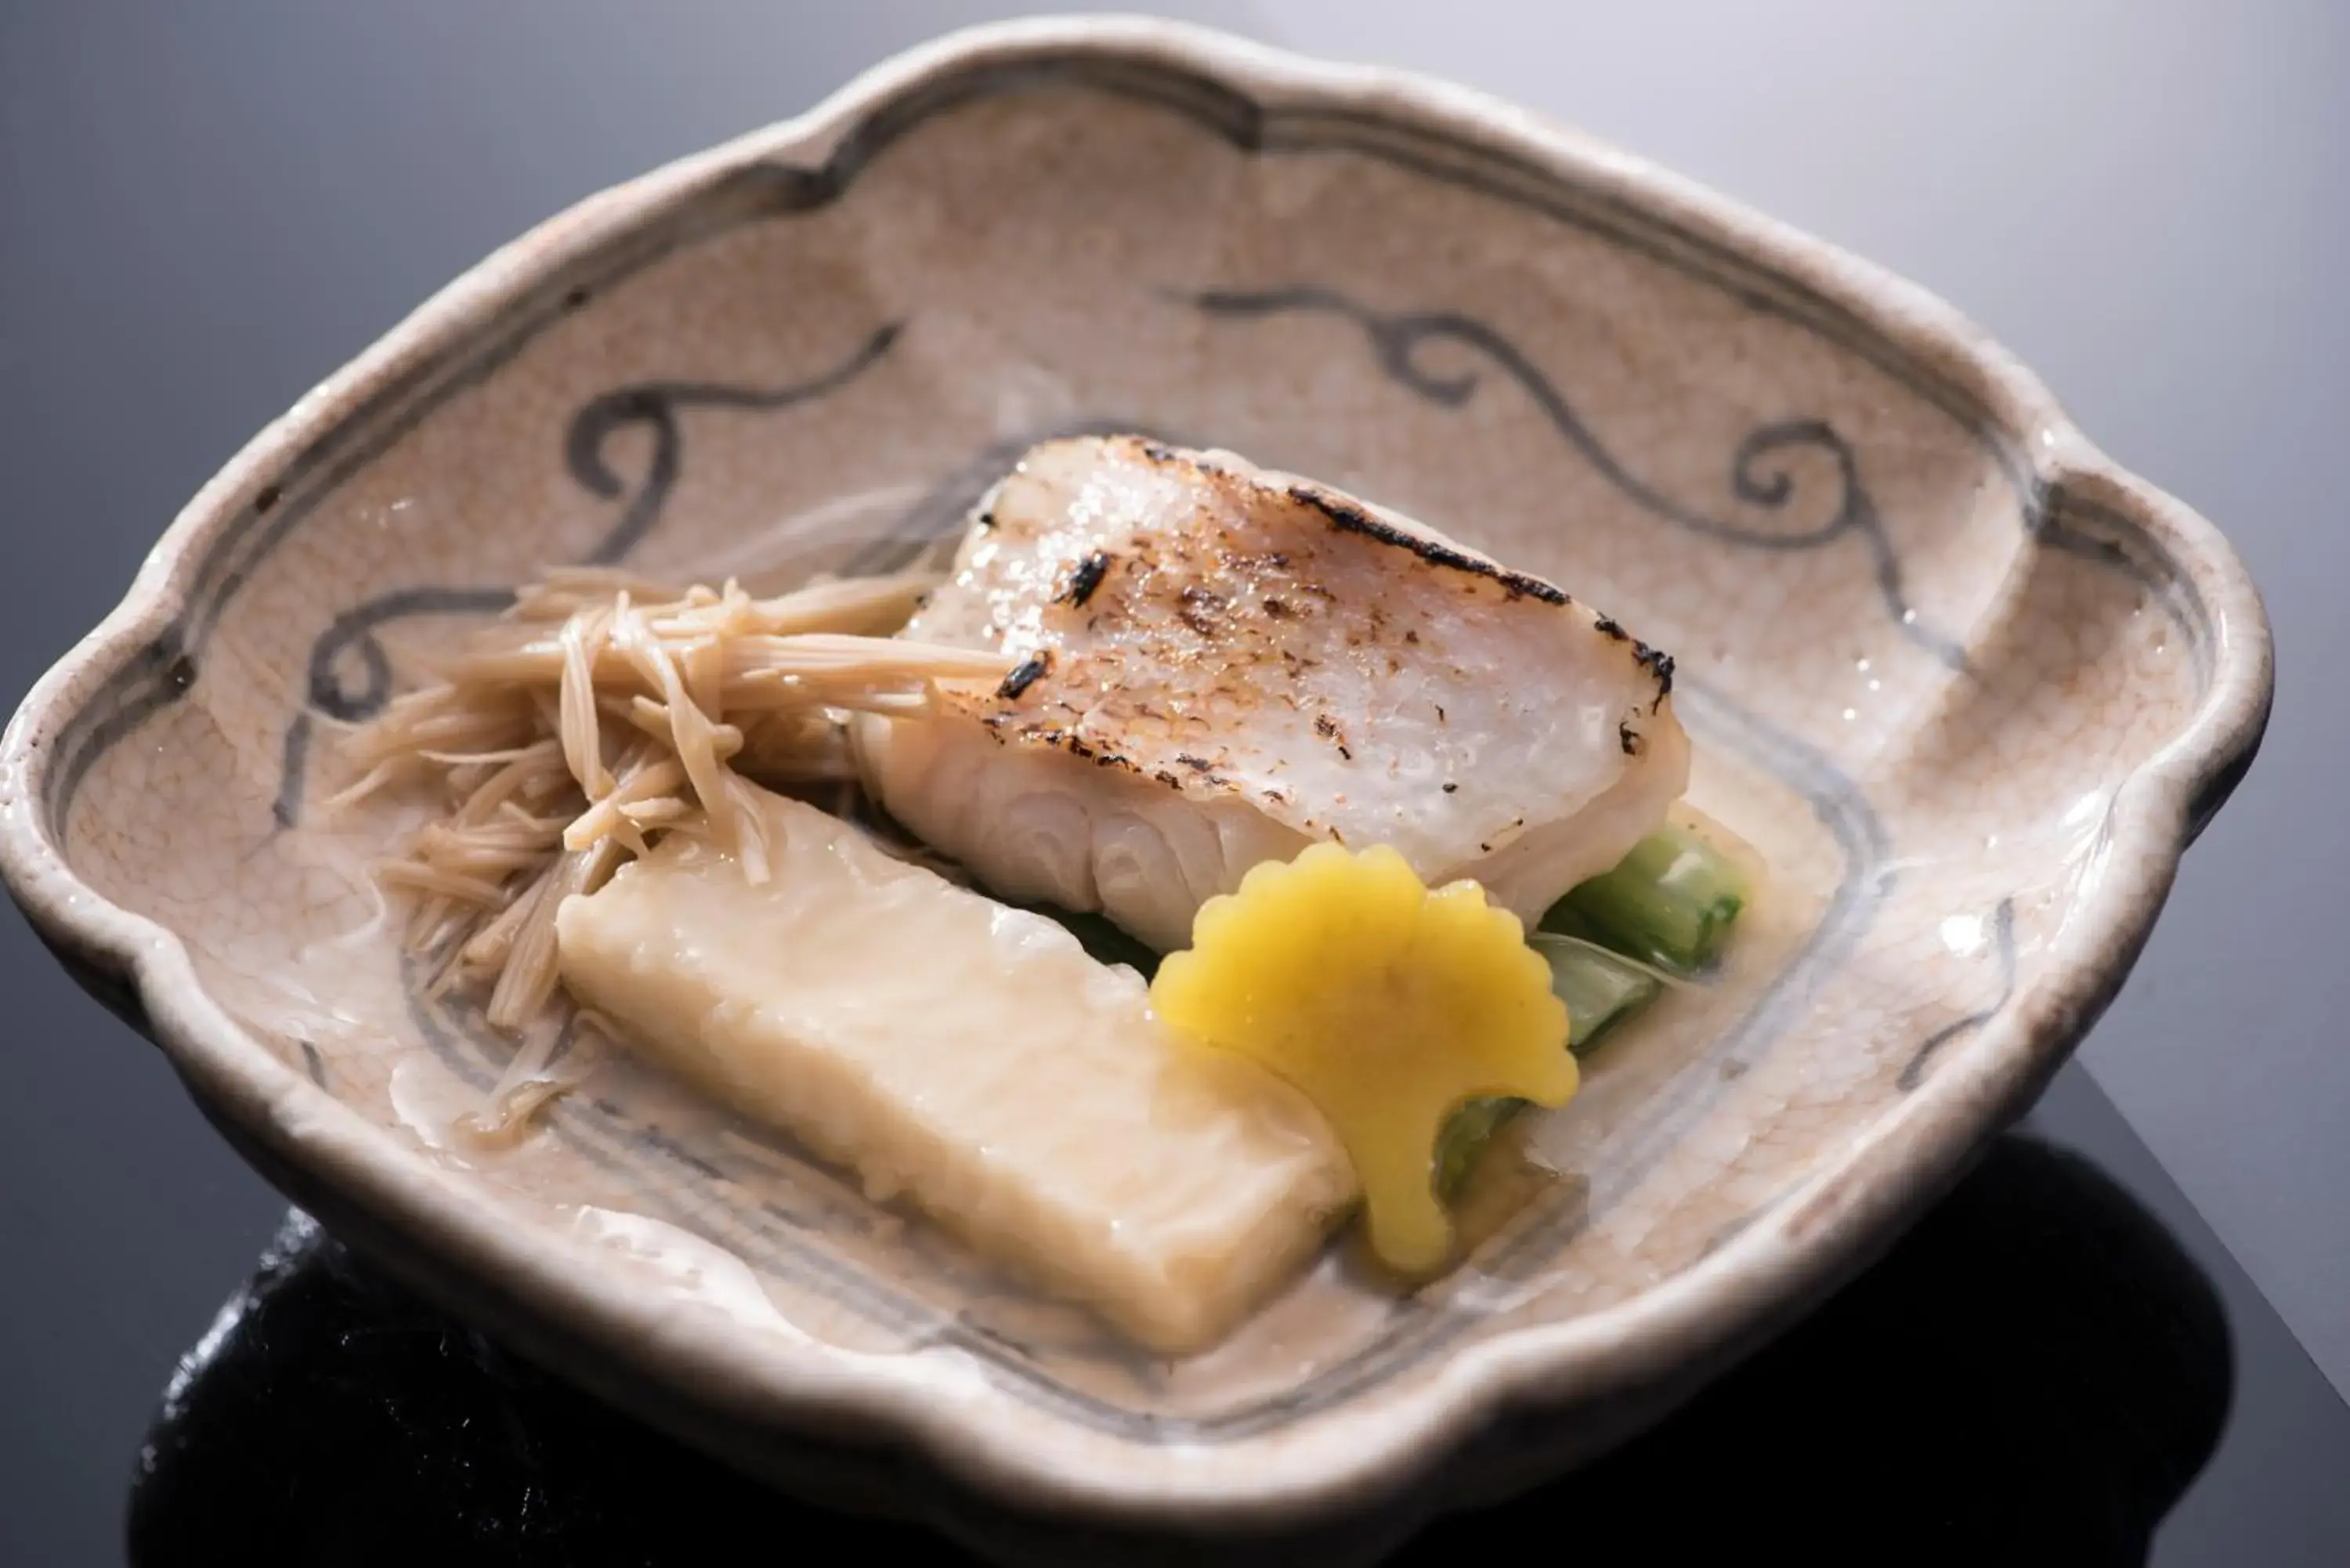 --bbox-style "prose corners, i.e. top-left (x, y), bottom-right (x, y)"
top-left (1018, 835), bottom-right (1738, 1204)
top-left (1538, 934), bottom-right (1665, 1050)
top-left (1542, 825), bottom-right (1745, 977)
top-left (1434, 938), bottom-right (1665, 1198)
